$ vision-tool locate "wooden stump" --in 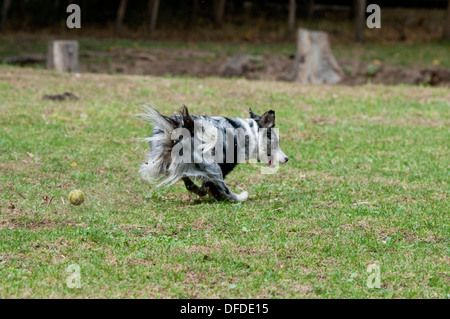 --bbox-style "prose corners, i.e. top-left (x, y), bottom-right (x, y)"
top-left (287, 28), bottom-right (342, 84)
top-left (47, 40), bottom-right (79, 72)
